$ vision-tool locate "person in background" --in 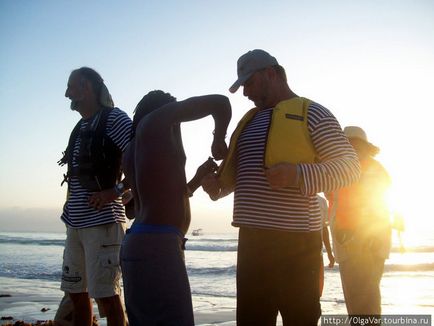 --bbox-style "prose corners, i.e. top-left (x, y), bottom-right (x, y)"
top-left (202, 49), bottom-right (360, 325)
top-left (54, 293), bottom-right (102, 326)
top-left (121, 90), bottom-right (231, 326)
top-left (317, 195), bottom-right (335, 298)
top-left (328, 126), bottom-right (392, 317)
top-left (318, 195), bottom-right (335, 269)
top-left (58, 67), bottom-right (131, 326)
